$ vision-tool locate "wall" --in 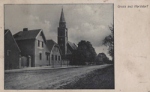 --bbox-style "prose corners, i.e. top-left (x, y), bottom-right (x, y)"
top-left (4, 31), bottom-right (20, 70)
top-left (34, 32), bottom-right (50, 67)
top-left (50, 45), bottom-right (62, 67)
